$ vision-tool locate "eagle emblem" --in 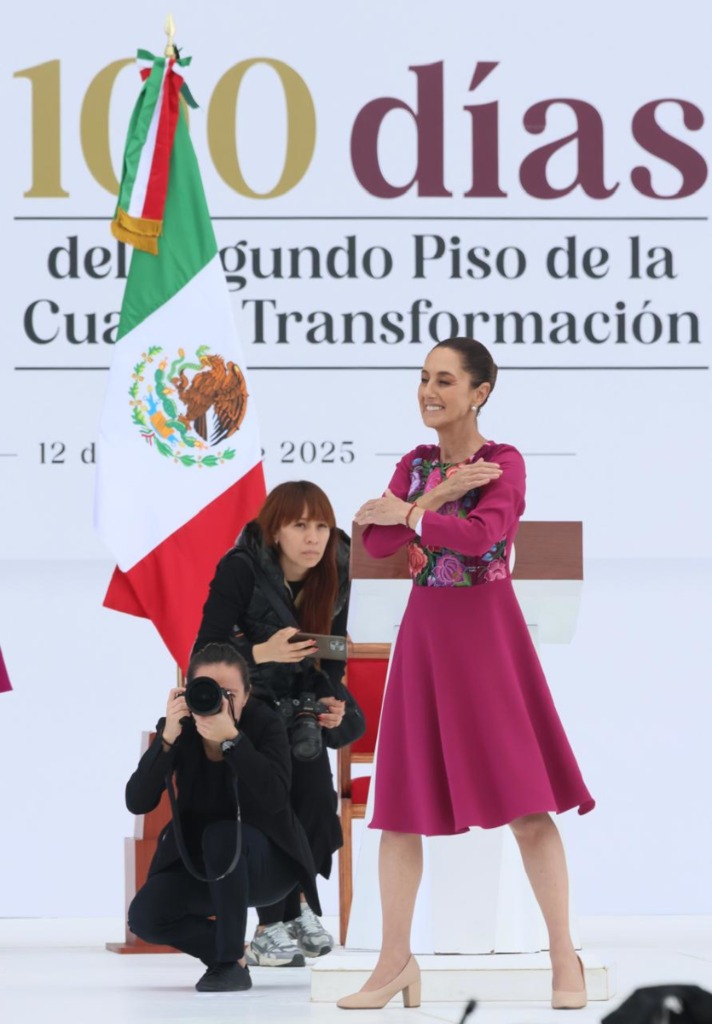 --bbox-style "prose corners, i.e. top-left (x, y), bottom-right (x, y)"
top-left (129, 345), bottom-right (248, 468)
